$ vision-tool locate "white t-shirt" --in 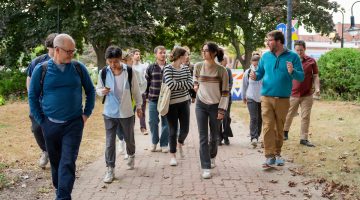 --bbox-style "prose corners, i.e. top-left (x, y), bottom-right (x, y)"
top-left (133, 63), bottom-right (148, 94)
top-left (114, 73), bottom-right (125, 103)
